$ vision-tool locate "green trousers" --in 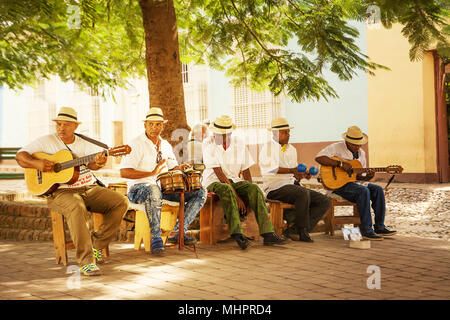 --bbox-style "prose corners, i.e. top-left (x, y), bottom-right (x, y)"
top-left (207, 180), bottom-right (274, 236)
